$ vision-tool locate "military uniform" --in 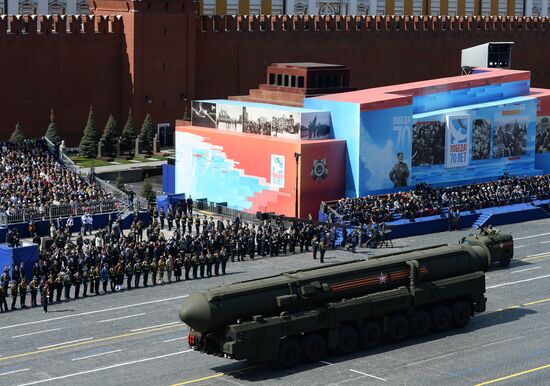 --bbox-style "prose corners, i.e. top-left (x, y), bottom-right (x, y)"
top-left (312, 236), bottom-right (319, 259)
top-left (19, 279), bottom-right (27, 308)
top-left (0, 286), bottom-right (8, 312)
top-left (125, 262), bottom-right (134, 289)
top-left (11, 281), bottom-right (18, 310)
top-left (158, 257), bottom-right (166, 284)
top-left (184, 255), bottom-right (191, 280)
top-left (30, 278), bottom-right (38, 306)
top-left (141, 259), bottom-right (150, 286)
top-left (150, 260), bottom-right (158, 285)
top-left (82, 270), bottom-right (89, 297)
top-left (63, 273), bottom-right (72, 300)
top-left (319, 240), bottom-right (327, 263)
top-left (73, 272), bottom-right (81, 299)
top-left (134, 261), bottom-right (142, 288)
